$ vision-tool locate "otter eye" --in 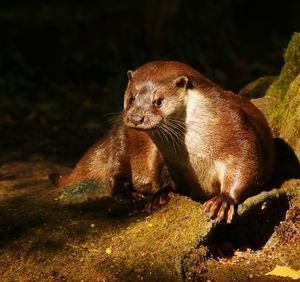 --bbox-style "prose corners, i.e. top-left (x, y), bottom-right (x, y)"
top-left (153, 98), bottom-right (163, 108)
